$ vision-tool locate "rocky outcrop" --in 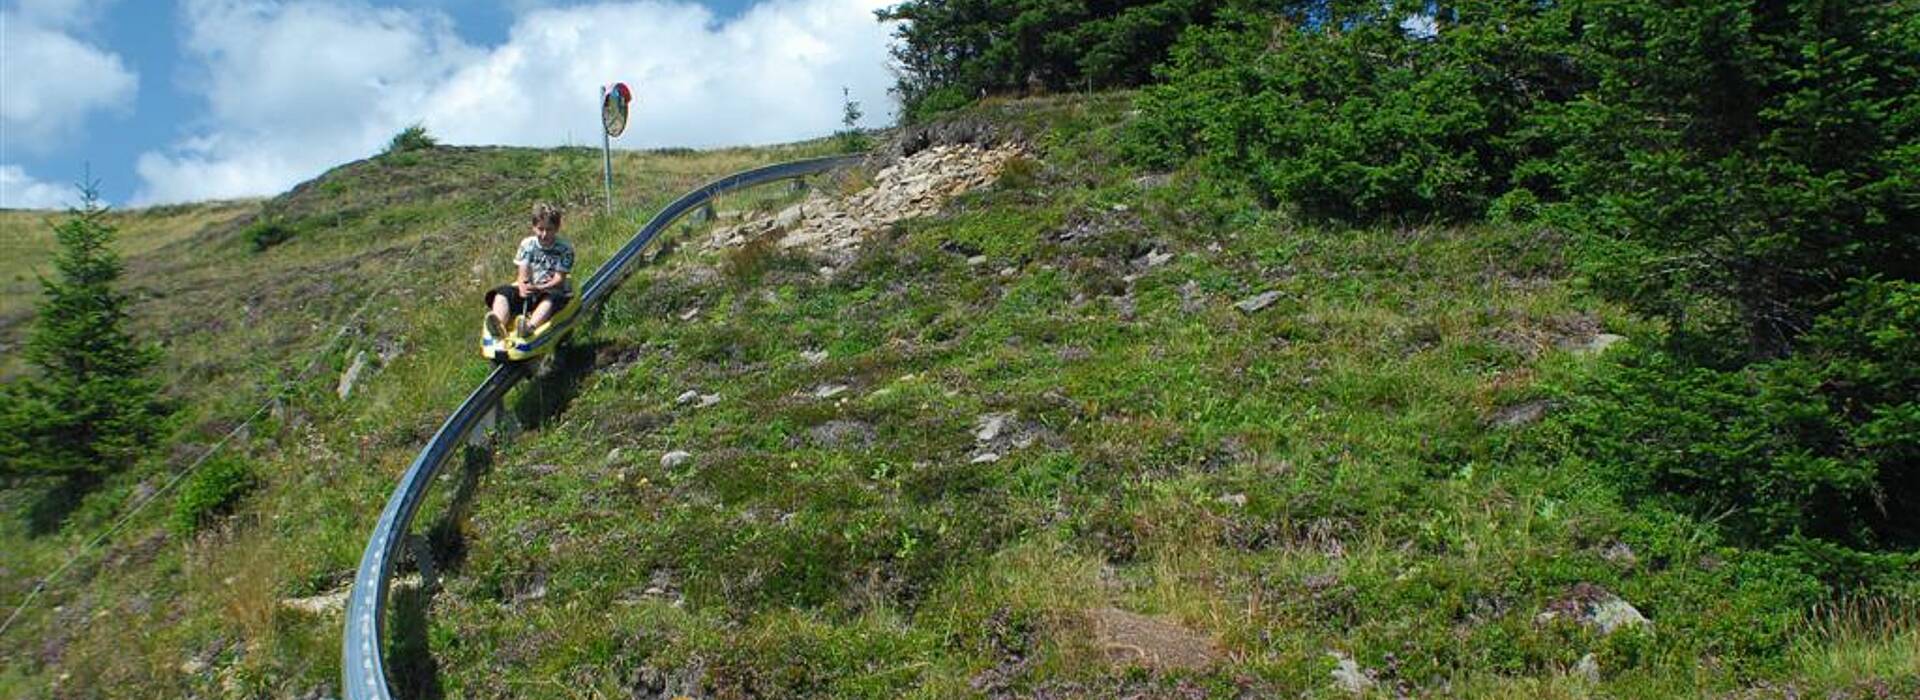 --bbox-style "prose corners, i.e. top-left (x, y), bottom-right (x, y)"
top-left (708, 143), bottom-right (1027, 262)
